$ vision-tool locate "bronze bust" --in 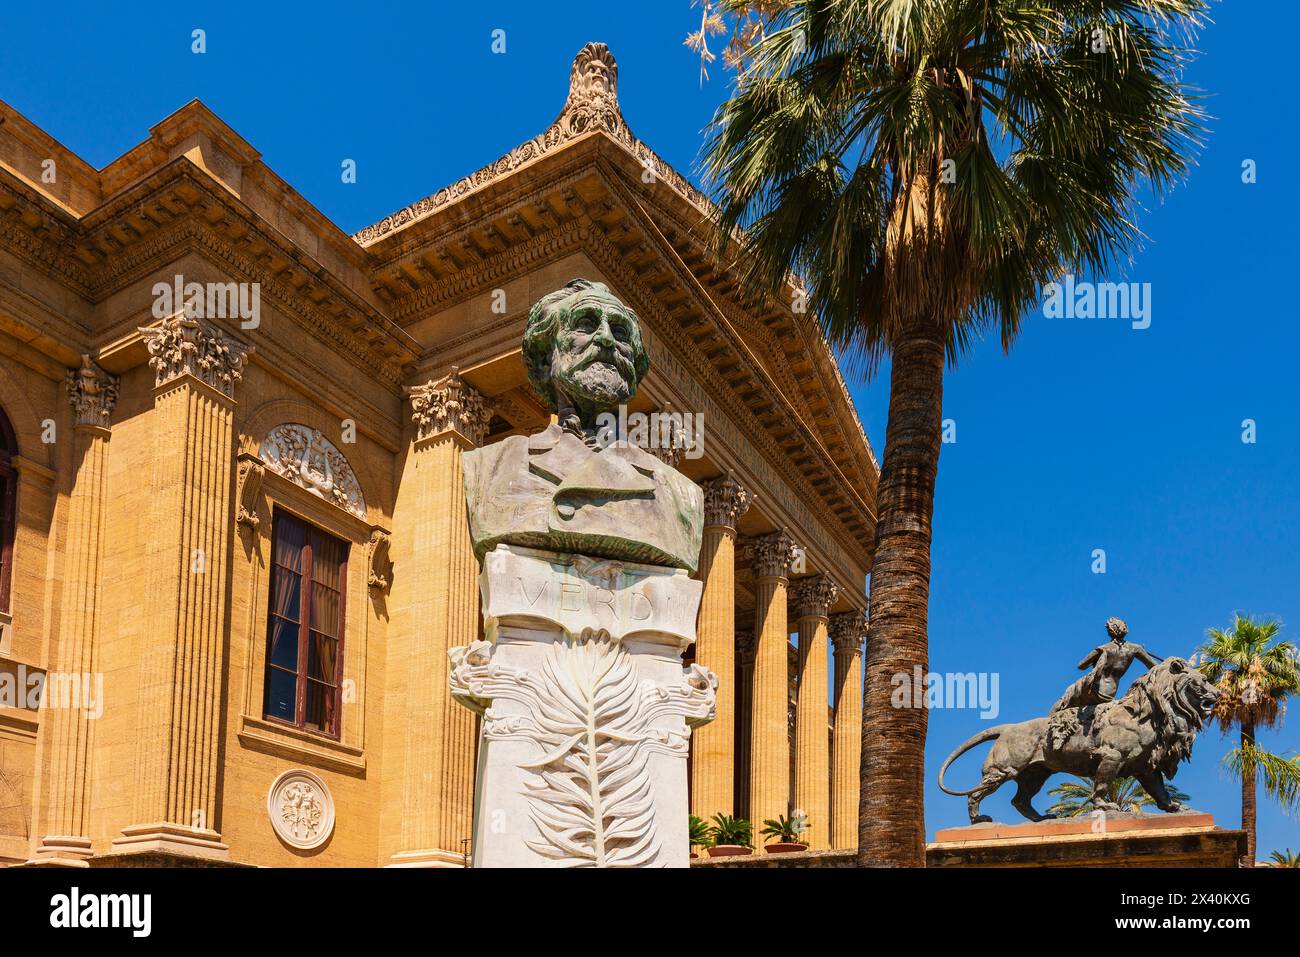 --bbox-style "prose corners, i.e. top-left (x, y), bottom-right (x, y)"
top-left (462, 279), bottom-right (703, 571)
